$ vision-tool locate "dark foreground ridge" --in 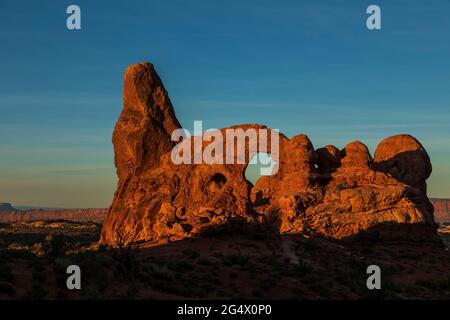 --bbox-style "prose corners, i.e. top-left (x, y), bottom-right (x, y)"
top-left (1, 220), bottom-right (450, 299)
